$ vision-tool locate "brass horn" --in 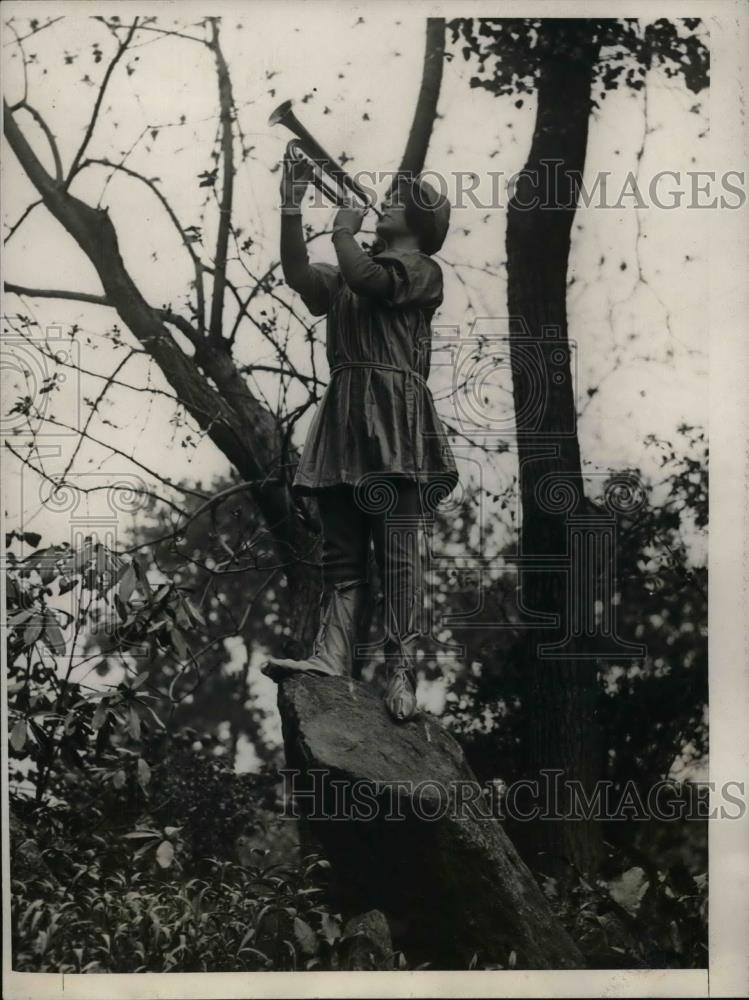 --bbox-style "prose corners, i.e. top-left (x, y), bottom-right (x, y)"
top-left (269, 99), bottom-right (381, 217)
